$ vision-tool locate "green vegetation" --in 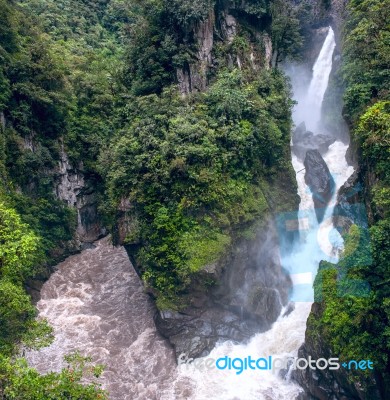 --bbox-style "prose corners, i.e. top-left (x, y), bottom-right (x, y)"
top-left (7, 0), bottom-right (388, 396)
top-left (102, 67), bottom-right (295, 305)
top-left (68, 0), bottom-right (301, 307)
top-left (0, 0), bottom-right (128, 259)
top-left (0, 0), bottom-right (120, 397)
top-left (309, 0), bottom-right (390, 392)
top-left (342, 0), bottom-right (390, 124)
top-left (0, 352), bottom-right (107, 399)
top-left (0, 0), bottom-right (75, 258)
top-left (270, 0), bottom-right (303, 66)
top-left (0, 0), bottom-right (301, 394)
top-left (0, 201), bottom-right (53, 356)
